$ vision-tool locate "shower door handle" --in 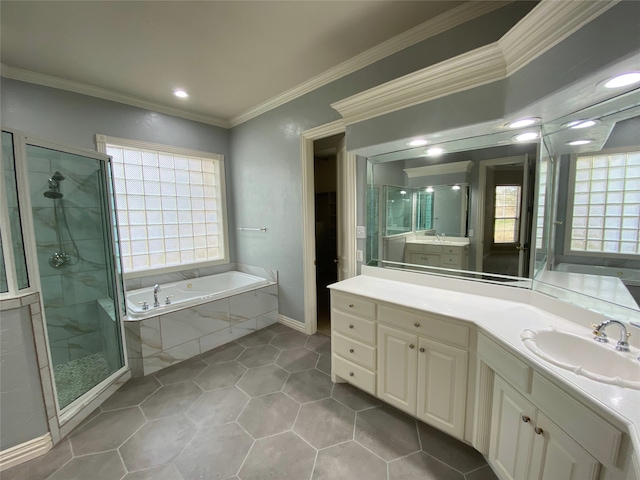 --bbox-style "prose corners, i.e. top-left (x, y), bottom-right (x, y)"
top-left (333, 258), bottom-right (339, 264)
